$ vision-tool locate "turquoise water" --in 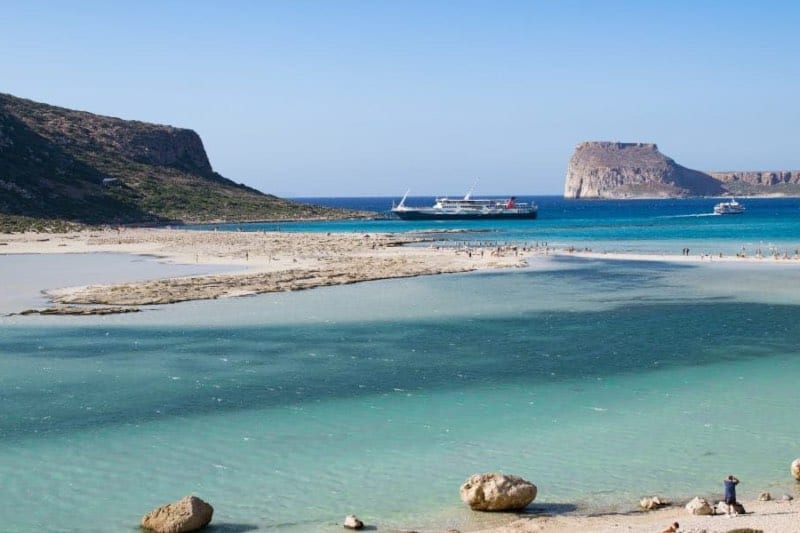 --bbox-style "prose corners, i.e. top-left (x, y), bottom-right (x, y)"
top-left (199, 196), bottom-right (800, 256)
top-left (2, 199), bottom-right (800, 532)
top-left (189, 196), bottom-right (800, 256)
